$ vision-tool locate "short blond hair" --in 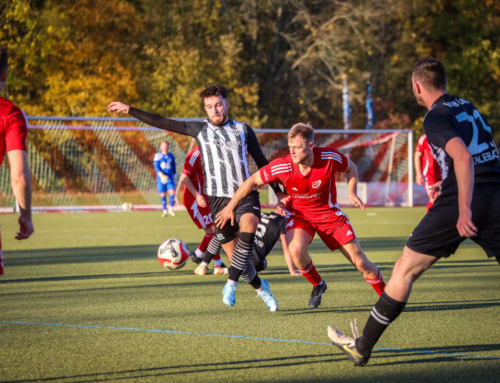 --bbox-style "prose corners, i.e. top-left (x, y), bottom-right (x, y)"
top-left (288, 123), bottom-right (314, 143)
